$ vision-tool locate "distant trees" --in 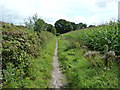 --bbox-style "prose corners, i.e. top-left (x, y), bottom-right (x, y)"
top-left (24, 14), bottom-right (38, 30)
top-left (25, 14), bottom-right (88, 35)
top-left (88, 25), bottom-right (96, 28)
top-left (34, 19), bottom-right (56, 35)
top-left (77, 23), bottom-right (87, 29)
top-left (70, 22), bottom-right (78, 30)
top-left (46, 24), bottom-right (56, 35)
top-left (24, 14), bottom-right (56, 35)
top-left (55, 19), bottom-right (87, 34)
top-left (55, 19), bottom-right (72, 34)
top-left (34, 19), bottom-right (46, 32)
